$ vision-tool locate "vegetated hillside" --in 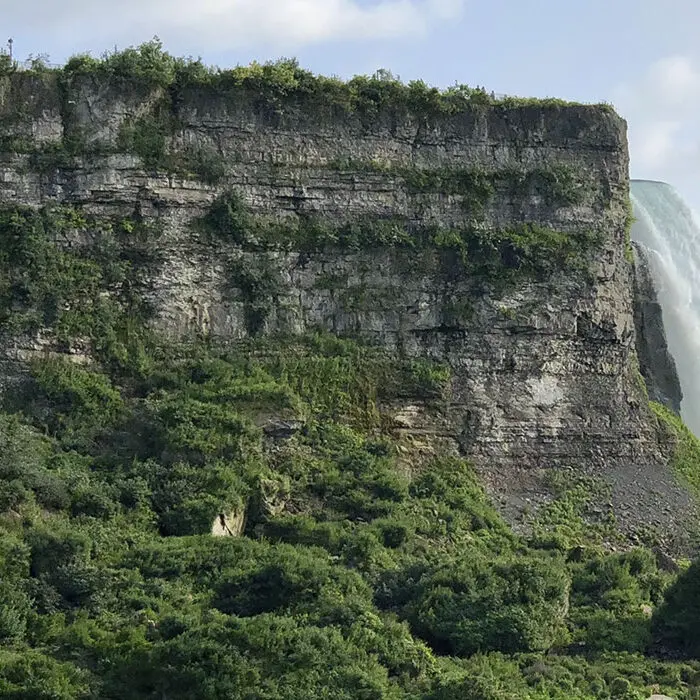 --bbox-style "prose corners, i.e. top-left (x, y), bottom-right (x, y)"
top-left (0, 44), bottom-right (700, 699)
